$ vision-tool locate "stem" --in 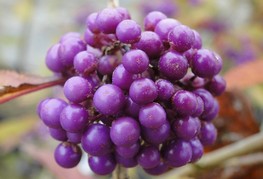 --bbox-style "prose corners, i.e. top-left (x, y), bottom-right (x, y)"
top-left (160, 132), bottom-right (263, 178)
top-left (112, 165), bottom-right (129, 179)
top-left (108, 0), bottom-right (119, 8)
